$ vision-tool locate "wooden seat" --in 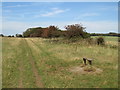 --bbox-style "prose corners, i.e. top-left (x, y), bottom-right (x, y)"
top-left (83, 58), bottom-right (93, 65)
top-left (87, 59), bottom-right (93, 65)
